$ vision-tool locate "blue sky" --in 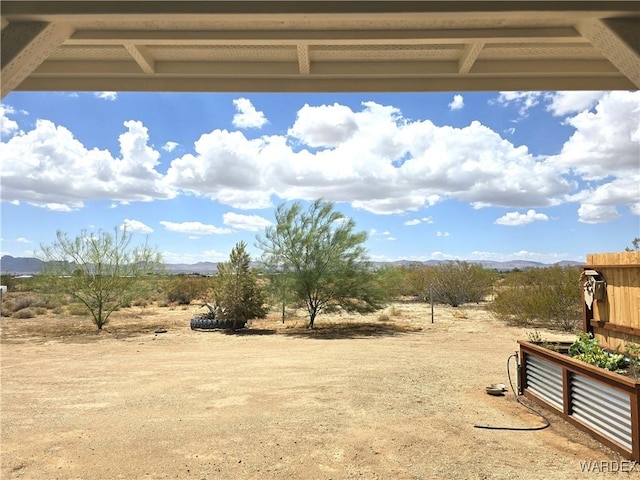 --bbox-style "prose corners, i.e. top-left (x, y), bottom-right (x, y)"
top-left (1, 90), bottom-right (638, 265)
